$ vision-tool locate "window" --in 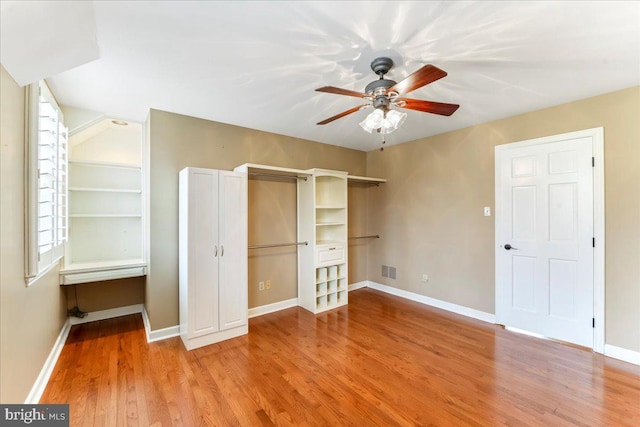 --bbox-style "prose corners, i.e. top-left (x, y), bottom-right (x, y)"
top-left (25, 80), bottom-right (68, 284)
